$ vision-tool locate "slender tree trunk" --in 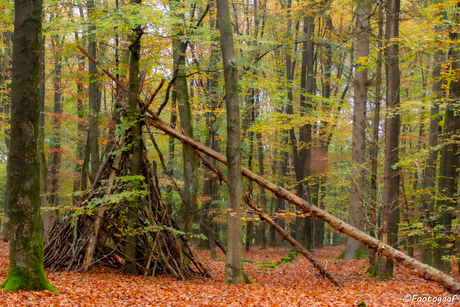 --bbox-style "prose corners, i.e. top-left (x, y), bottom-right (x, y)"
top-left (299, 15), bottom-right (315, 250)
top-left (0, 0), bottom-right (56, 291)
top-left (49, 36), bottom-right (62, 219)
top-left (344, 2), bottom-right (369, 259)
top-left (380, 0), bottom-right (401, 280)
top-left (87, 0), bottom-right (100, 179)
top-left (124, 0), bottom-right (142, 275)
top-left (216, 0), bottom-right (246, 284)
top-left (1, 31), bottom-right (11, 241)
top-left (39, 34), bottom-right (52, 239)
top-left (426, 13), bottom-right (445, 268)
top-left (257, 131), bottom-right (267, 249)
top-left (436, 6), bottom-right (460, 271)
top-left (368, 3), bottom-right (383, 270)
top-left (169, 0), bottom-right (199, 237)
top-left (72, 31), bottom-right (87, 207)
